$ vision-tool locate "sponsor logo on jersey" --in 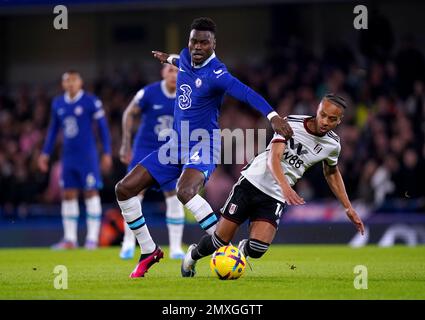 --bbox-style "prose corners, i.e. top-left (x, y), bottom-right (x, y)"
top-left (63, 116), bottom-right (79, 138)
top-left (178, 84), bottom-right (192, 109)
top-left (153, 104), bottom-right (163, 110)
top-left (288, 137), bottom-right (308, 155)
